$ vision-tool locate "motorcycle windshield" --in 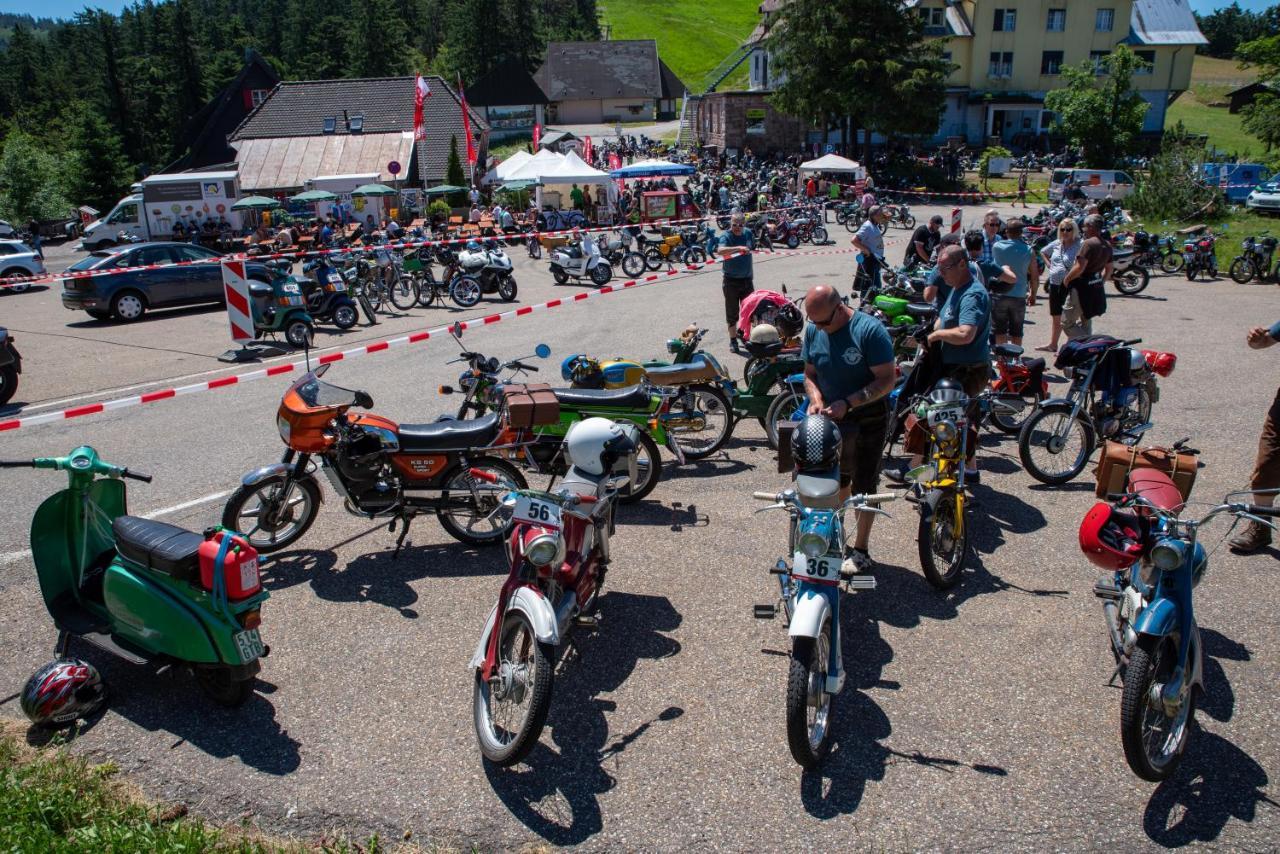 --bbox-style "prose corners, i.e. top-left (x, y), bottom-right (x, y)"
top-left (288, 366), bottom-right (360, 410)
